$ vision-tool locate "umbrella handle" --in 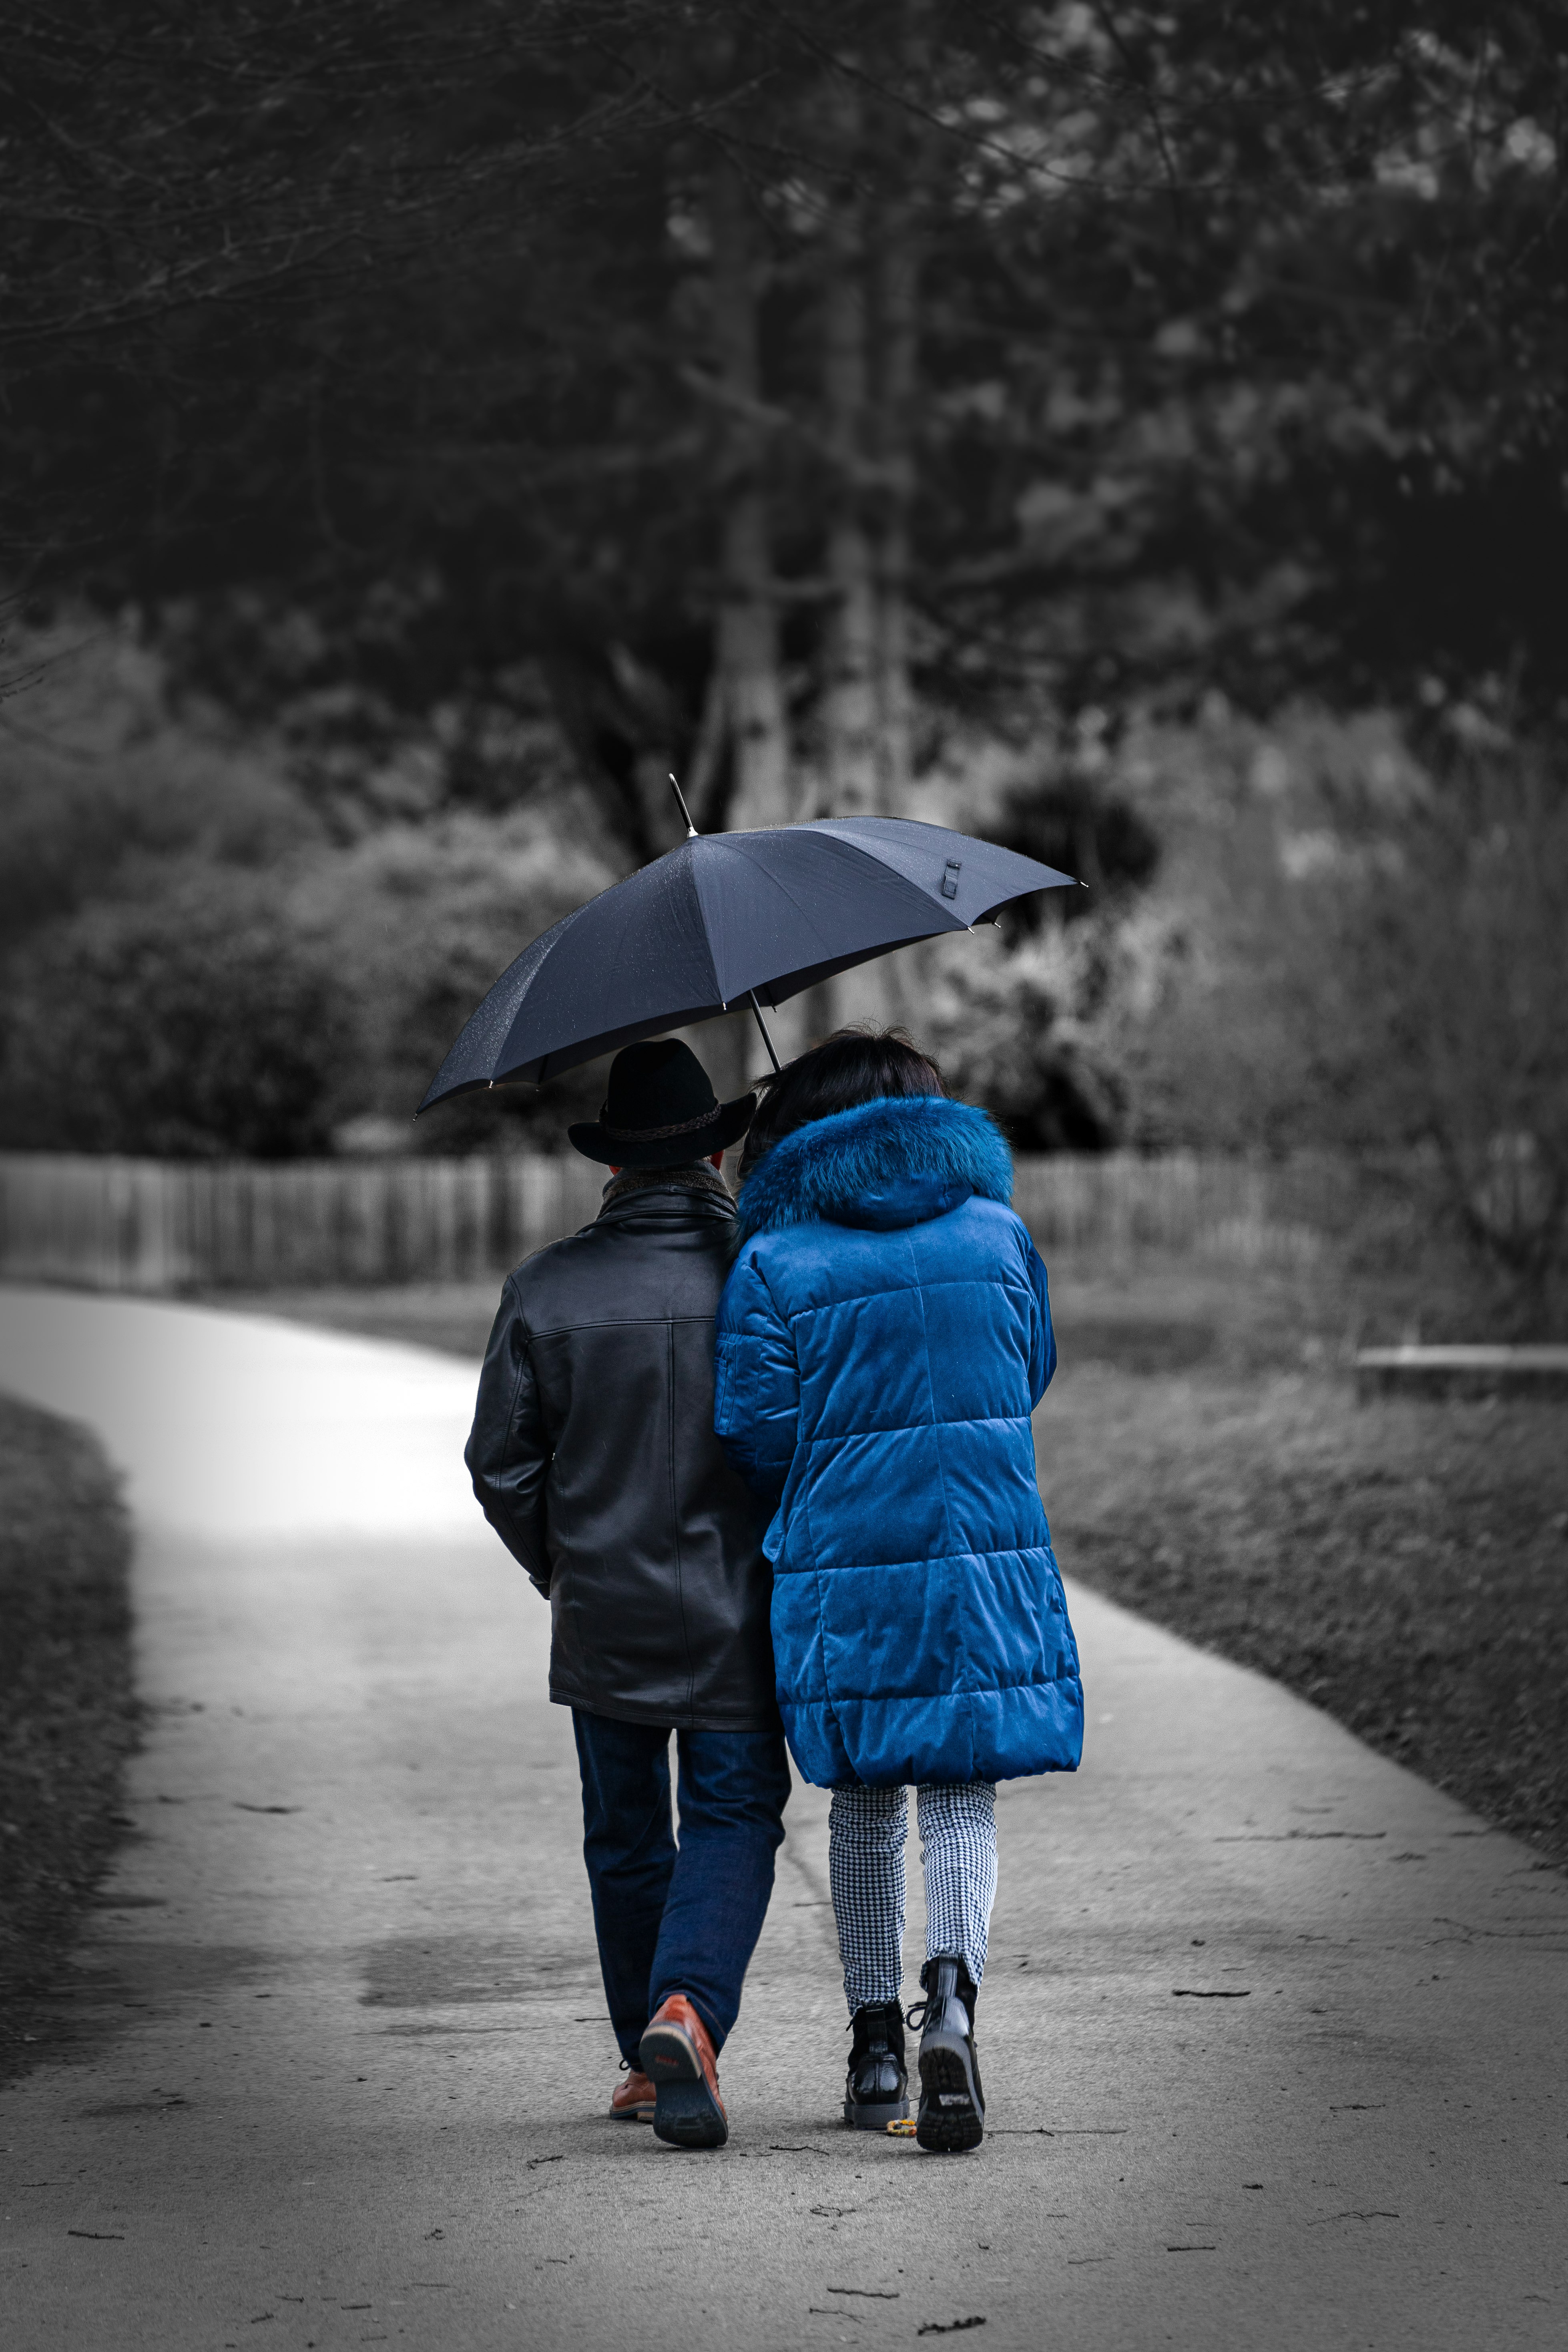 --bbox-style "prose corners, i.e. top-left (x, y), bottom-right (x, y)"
top-left (748, 991), bottom-right (783, 1075)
